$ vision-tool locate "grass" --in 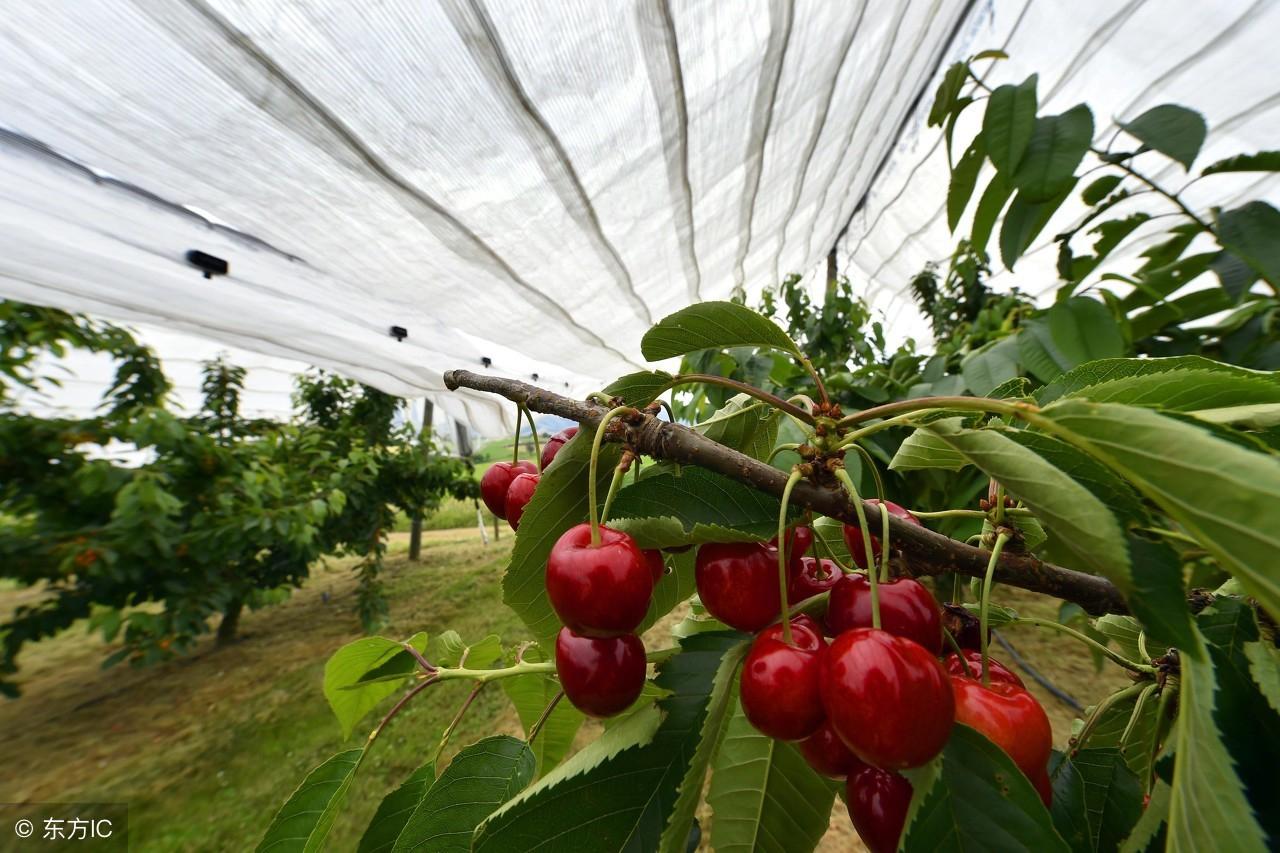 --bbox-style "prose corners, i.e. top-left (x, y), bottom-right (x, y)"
top-left (0, 530), bottom-right (1131, 853)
